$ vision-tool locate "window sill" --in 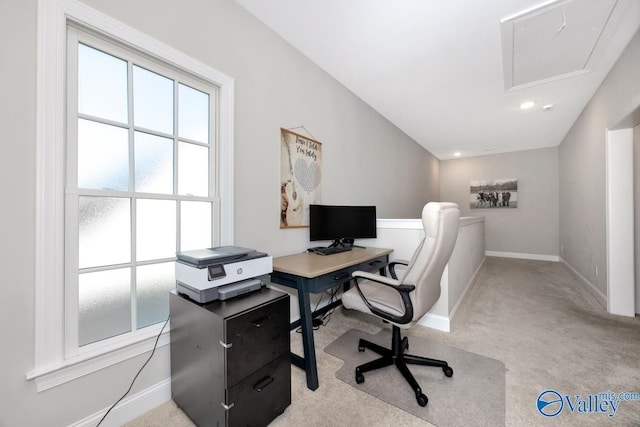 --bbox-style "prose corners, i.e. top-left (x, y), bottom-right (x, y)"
top-left (26, 322), bottom-right (170, 392)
